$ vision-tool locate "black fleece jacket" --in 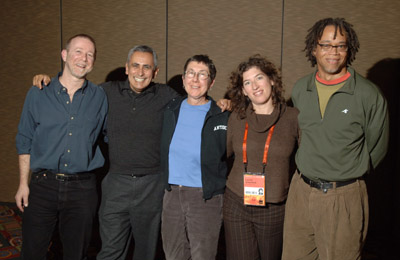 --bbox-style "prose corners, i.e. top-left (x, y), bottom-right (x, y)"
top-left (160, 96), bottom-right (230, 200)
